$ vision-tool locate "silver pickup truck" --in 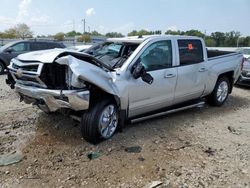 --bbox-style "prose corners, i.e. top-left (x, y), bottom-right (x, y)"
top-left (6, 35), bottom-right (244, 144)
